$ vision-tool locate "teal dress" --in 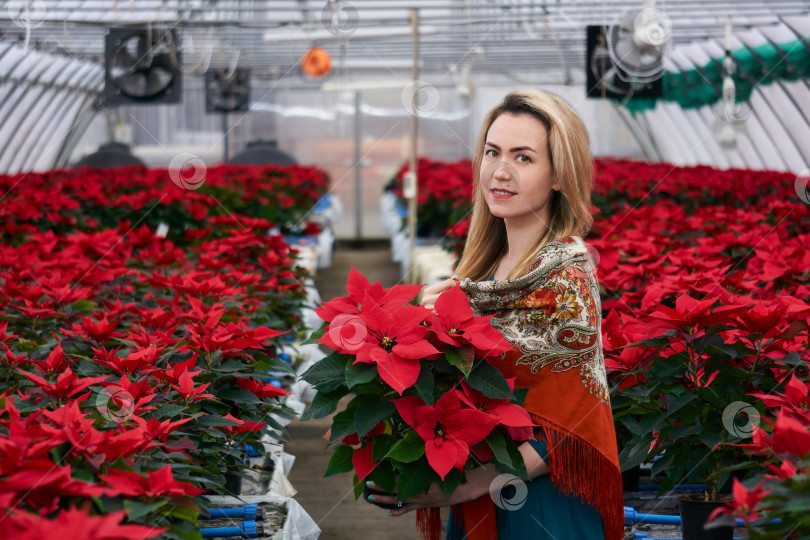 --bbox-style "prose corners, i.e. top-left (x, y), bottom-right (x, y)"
top-left (445, 438), bottom-right (606, 539)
